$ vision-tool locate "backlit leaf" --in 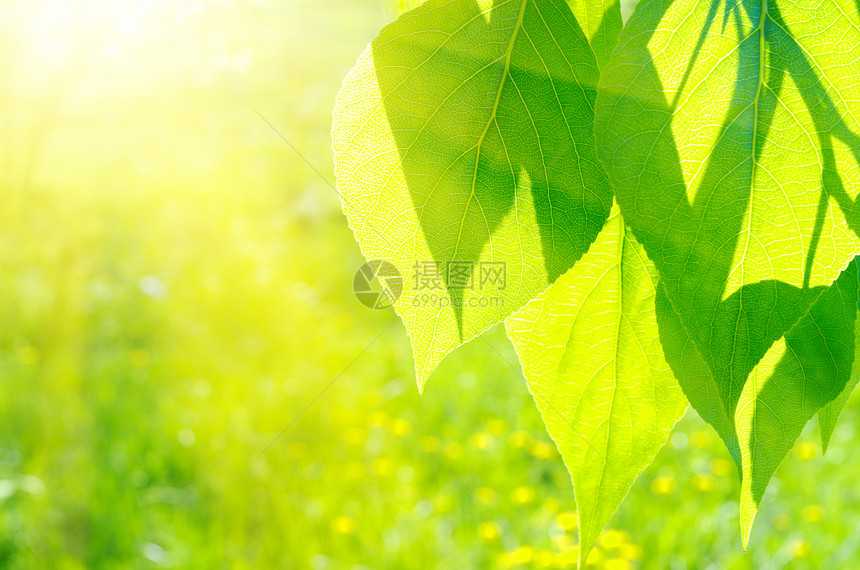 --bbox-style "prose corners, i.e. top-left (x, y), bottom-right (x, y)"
top-left (333, 0), bottom-right (612, 389)
top-left (656, 262), bottom-right (858, 546)
top-left (819, 258), bottom-right (860, 451)
top-left (506, 205), bottom-right (687, 565)
top-left (594, 0), bottom-right (860, 537)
